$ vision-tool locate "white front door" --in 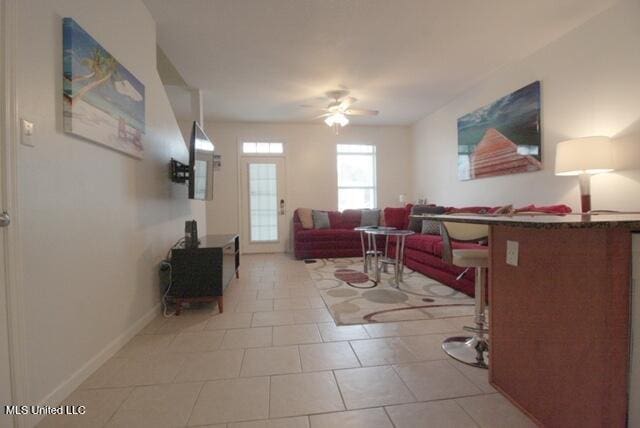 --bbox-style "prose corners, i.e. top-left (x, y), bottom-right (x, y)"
top-left (240, 157), bottom-right (286, 253)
